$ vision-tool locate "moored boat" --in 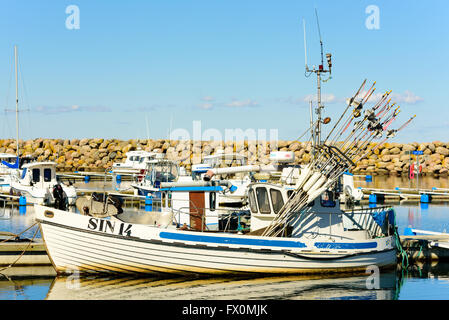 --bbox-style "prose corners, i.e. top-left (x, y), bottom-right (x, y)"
top-left (34, 203), bottom-right (396, 276)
